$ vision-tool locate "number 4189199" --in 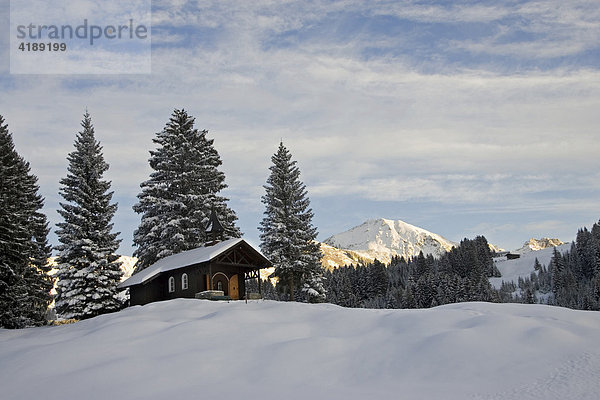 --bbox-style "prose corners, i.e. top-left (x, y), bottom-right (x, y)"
top-left (18, 42), bottom-right (67, 52)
